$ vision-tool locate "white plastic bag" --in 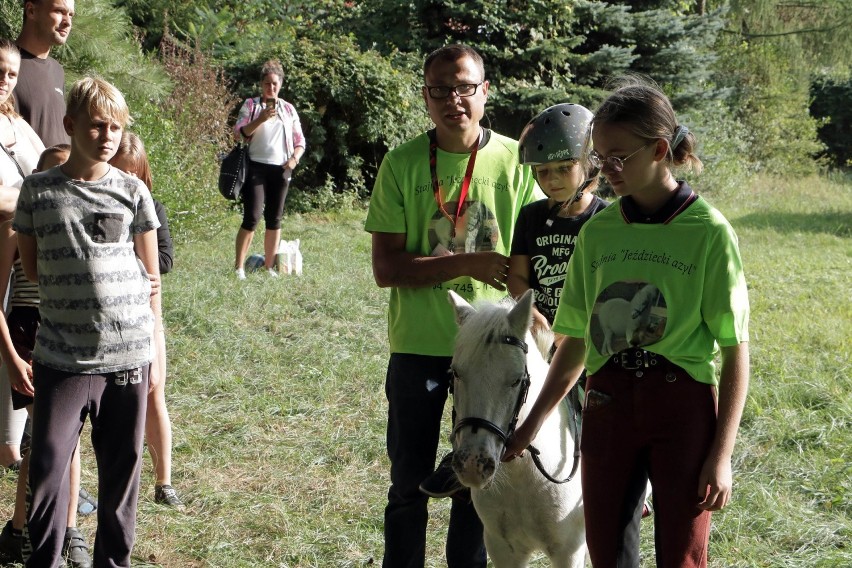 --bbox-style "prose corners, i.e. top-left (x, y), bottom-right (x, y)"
top-left (276, 239), bottom-right (303, 275)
